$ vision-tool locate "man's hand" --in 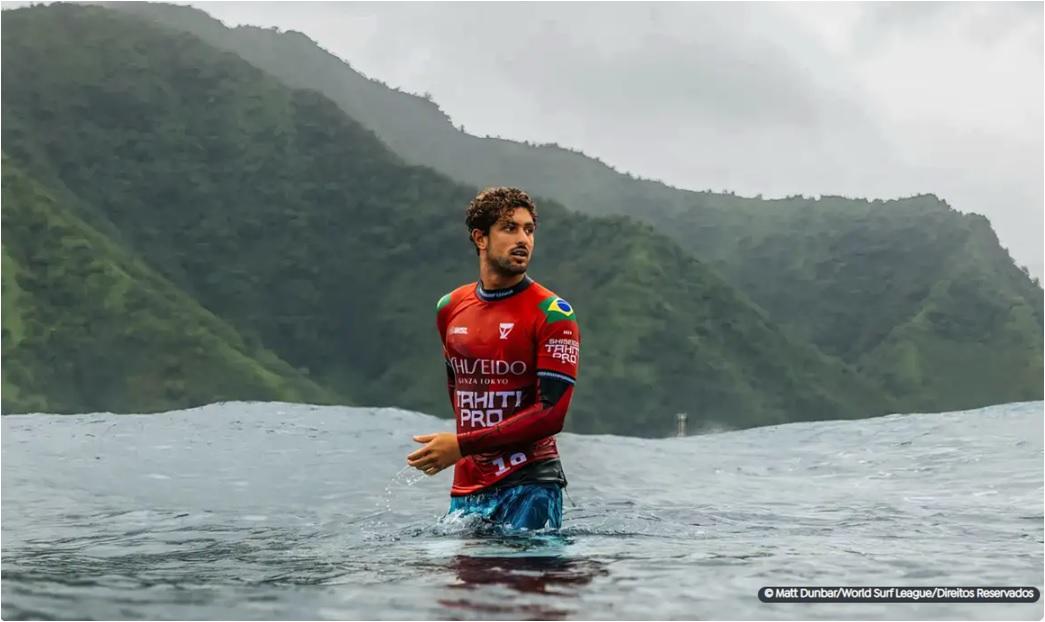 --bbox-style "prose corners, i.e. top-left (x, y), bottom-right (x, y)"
top-left (407, 432), bottom-right (462, 476)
